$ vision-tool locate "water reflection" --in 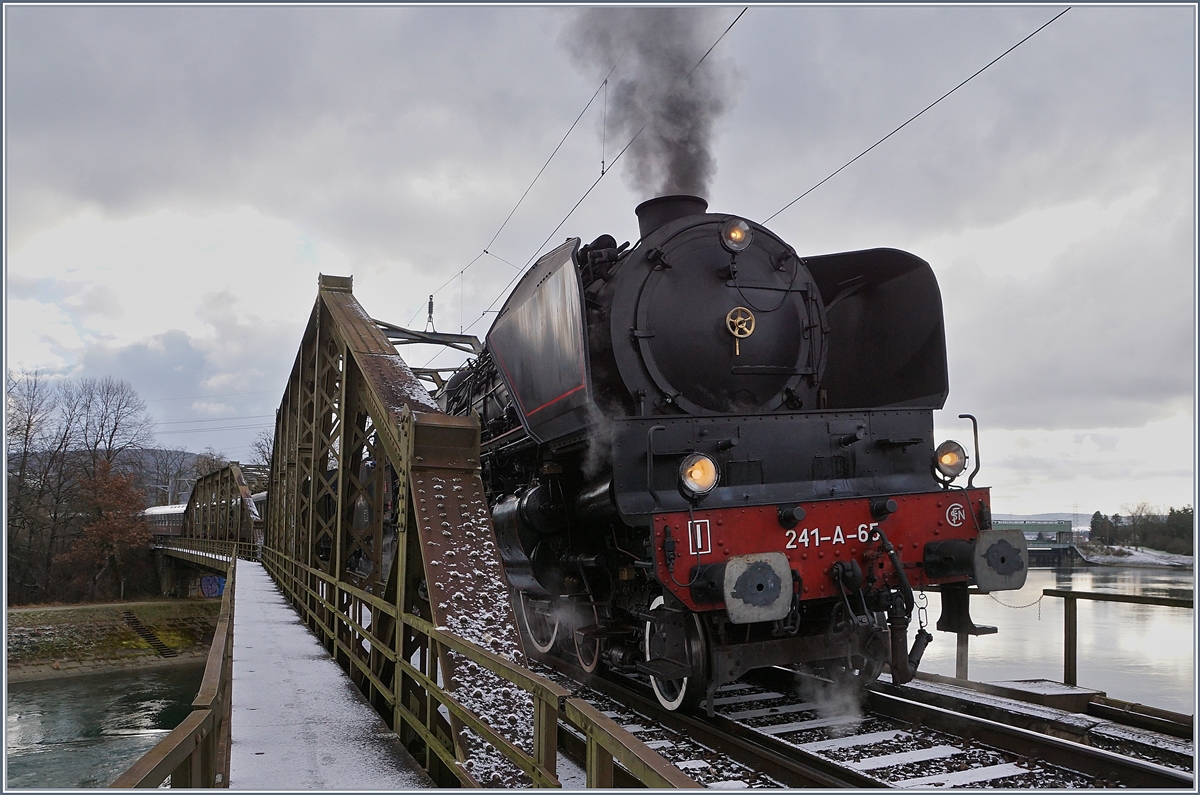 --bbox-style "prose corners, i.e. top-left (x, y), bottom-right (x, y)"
top-left (6, 663), bottom-right (204, 788)
top-left (917, 567), bottom-right (1194, 711)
